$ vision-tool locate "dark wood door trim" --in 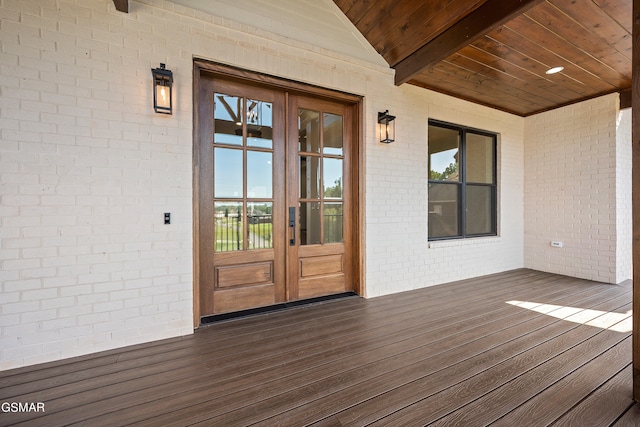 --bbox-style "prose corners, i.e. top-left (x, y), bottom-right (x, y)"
top-left (193, 59), bottom-right (363, 326)
top-left (194, 59), bottom-right (362, 104)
